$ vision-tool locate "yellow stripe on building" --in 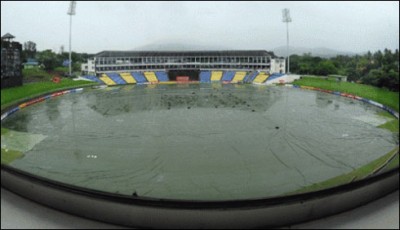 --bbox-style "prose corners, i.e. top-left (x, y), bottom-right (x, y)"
top-left (120, 72), bottom-right (136, 84)
top-left (144, 71), bottom-right (158, 83)
top-left (231, 71), bottom-right (247, 83)
top-left (253, 72), bottom-right (269, 84)
top-left (99, 74), bottom-right (117, 86)
top-left (210, 71), bottom-right (223, 81)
